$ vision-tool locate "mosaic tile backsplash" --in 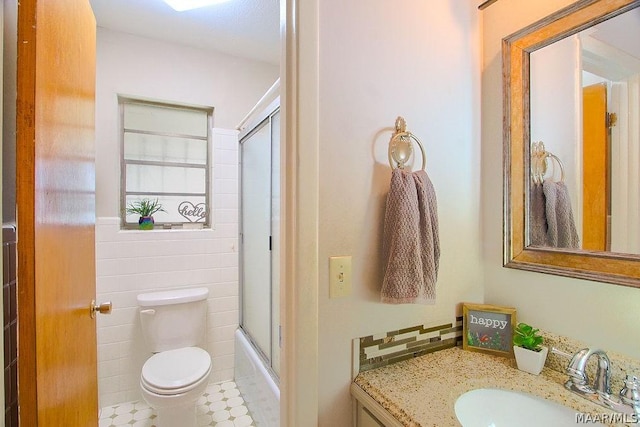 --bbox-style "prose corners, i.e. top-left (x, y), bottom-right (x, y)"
top-left (357, 317), bottom-right (463, 373)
